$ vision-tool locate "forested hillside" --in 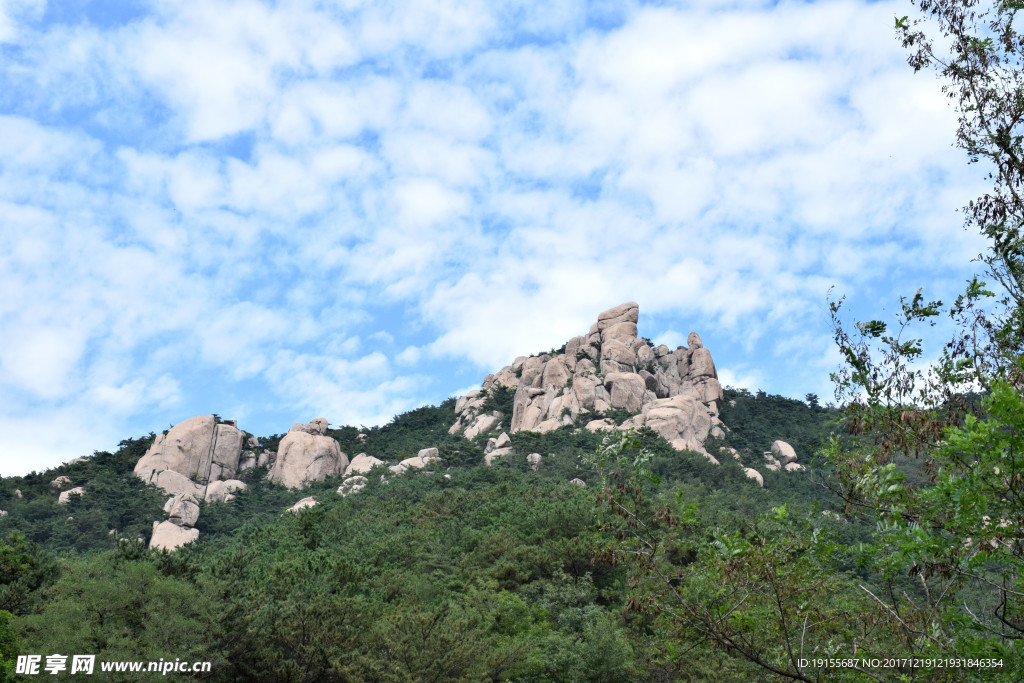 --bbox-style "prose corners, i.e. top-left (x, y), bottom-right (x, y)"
top-left (0, 390), bottom-right (842, 681)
